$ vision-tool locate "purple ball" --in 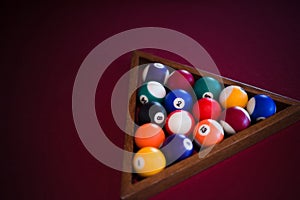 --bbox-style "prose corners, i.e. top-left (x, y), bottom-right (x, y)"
top-left (160, 134), bottom-right (193, 166)
top-left (142, 63), bottom-right (170, 84)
